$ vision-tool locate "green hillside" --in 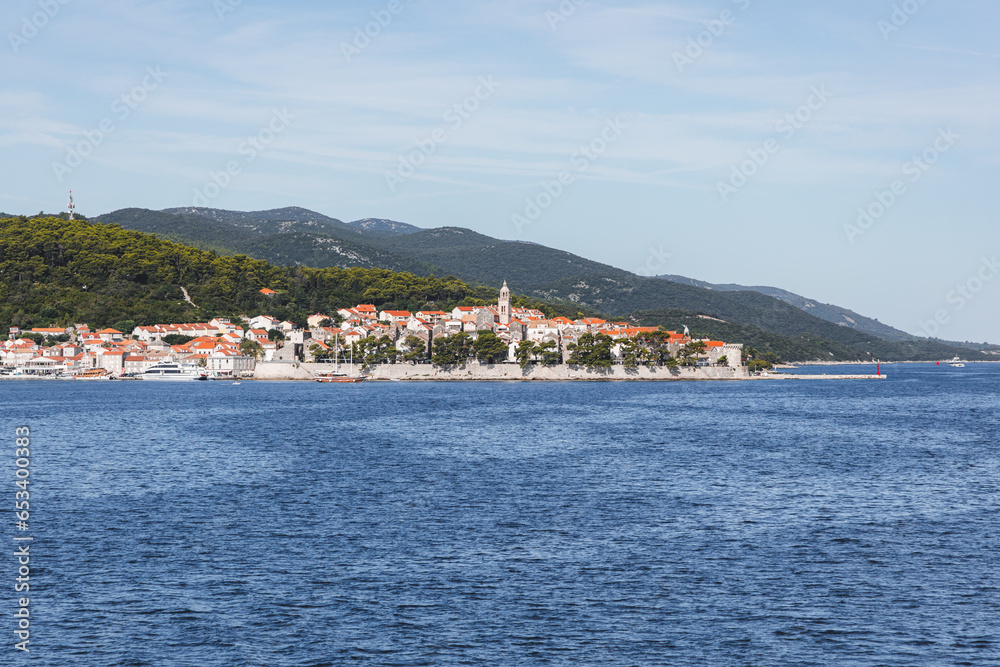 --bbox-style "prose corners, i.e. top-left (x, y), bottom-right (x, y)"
top-left (0, 216), bottom-right (565, 331)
